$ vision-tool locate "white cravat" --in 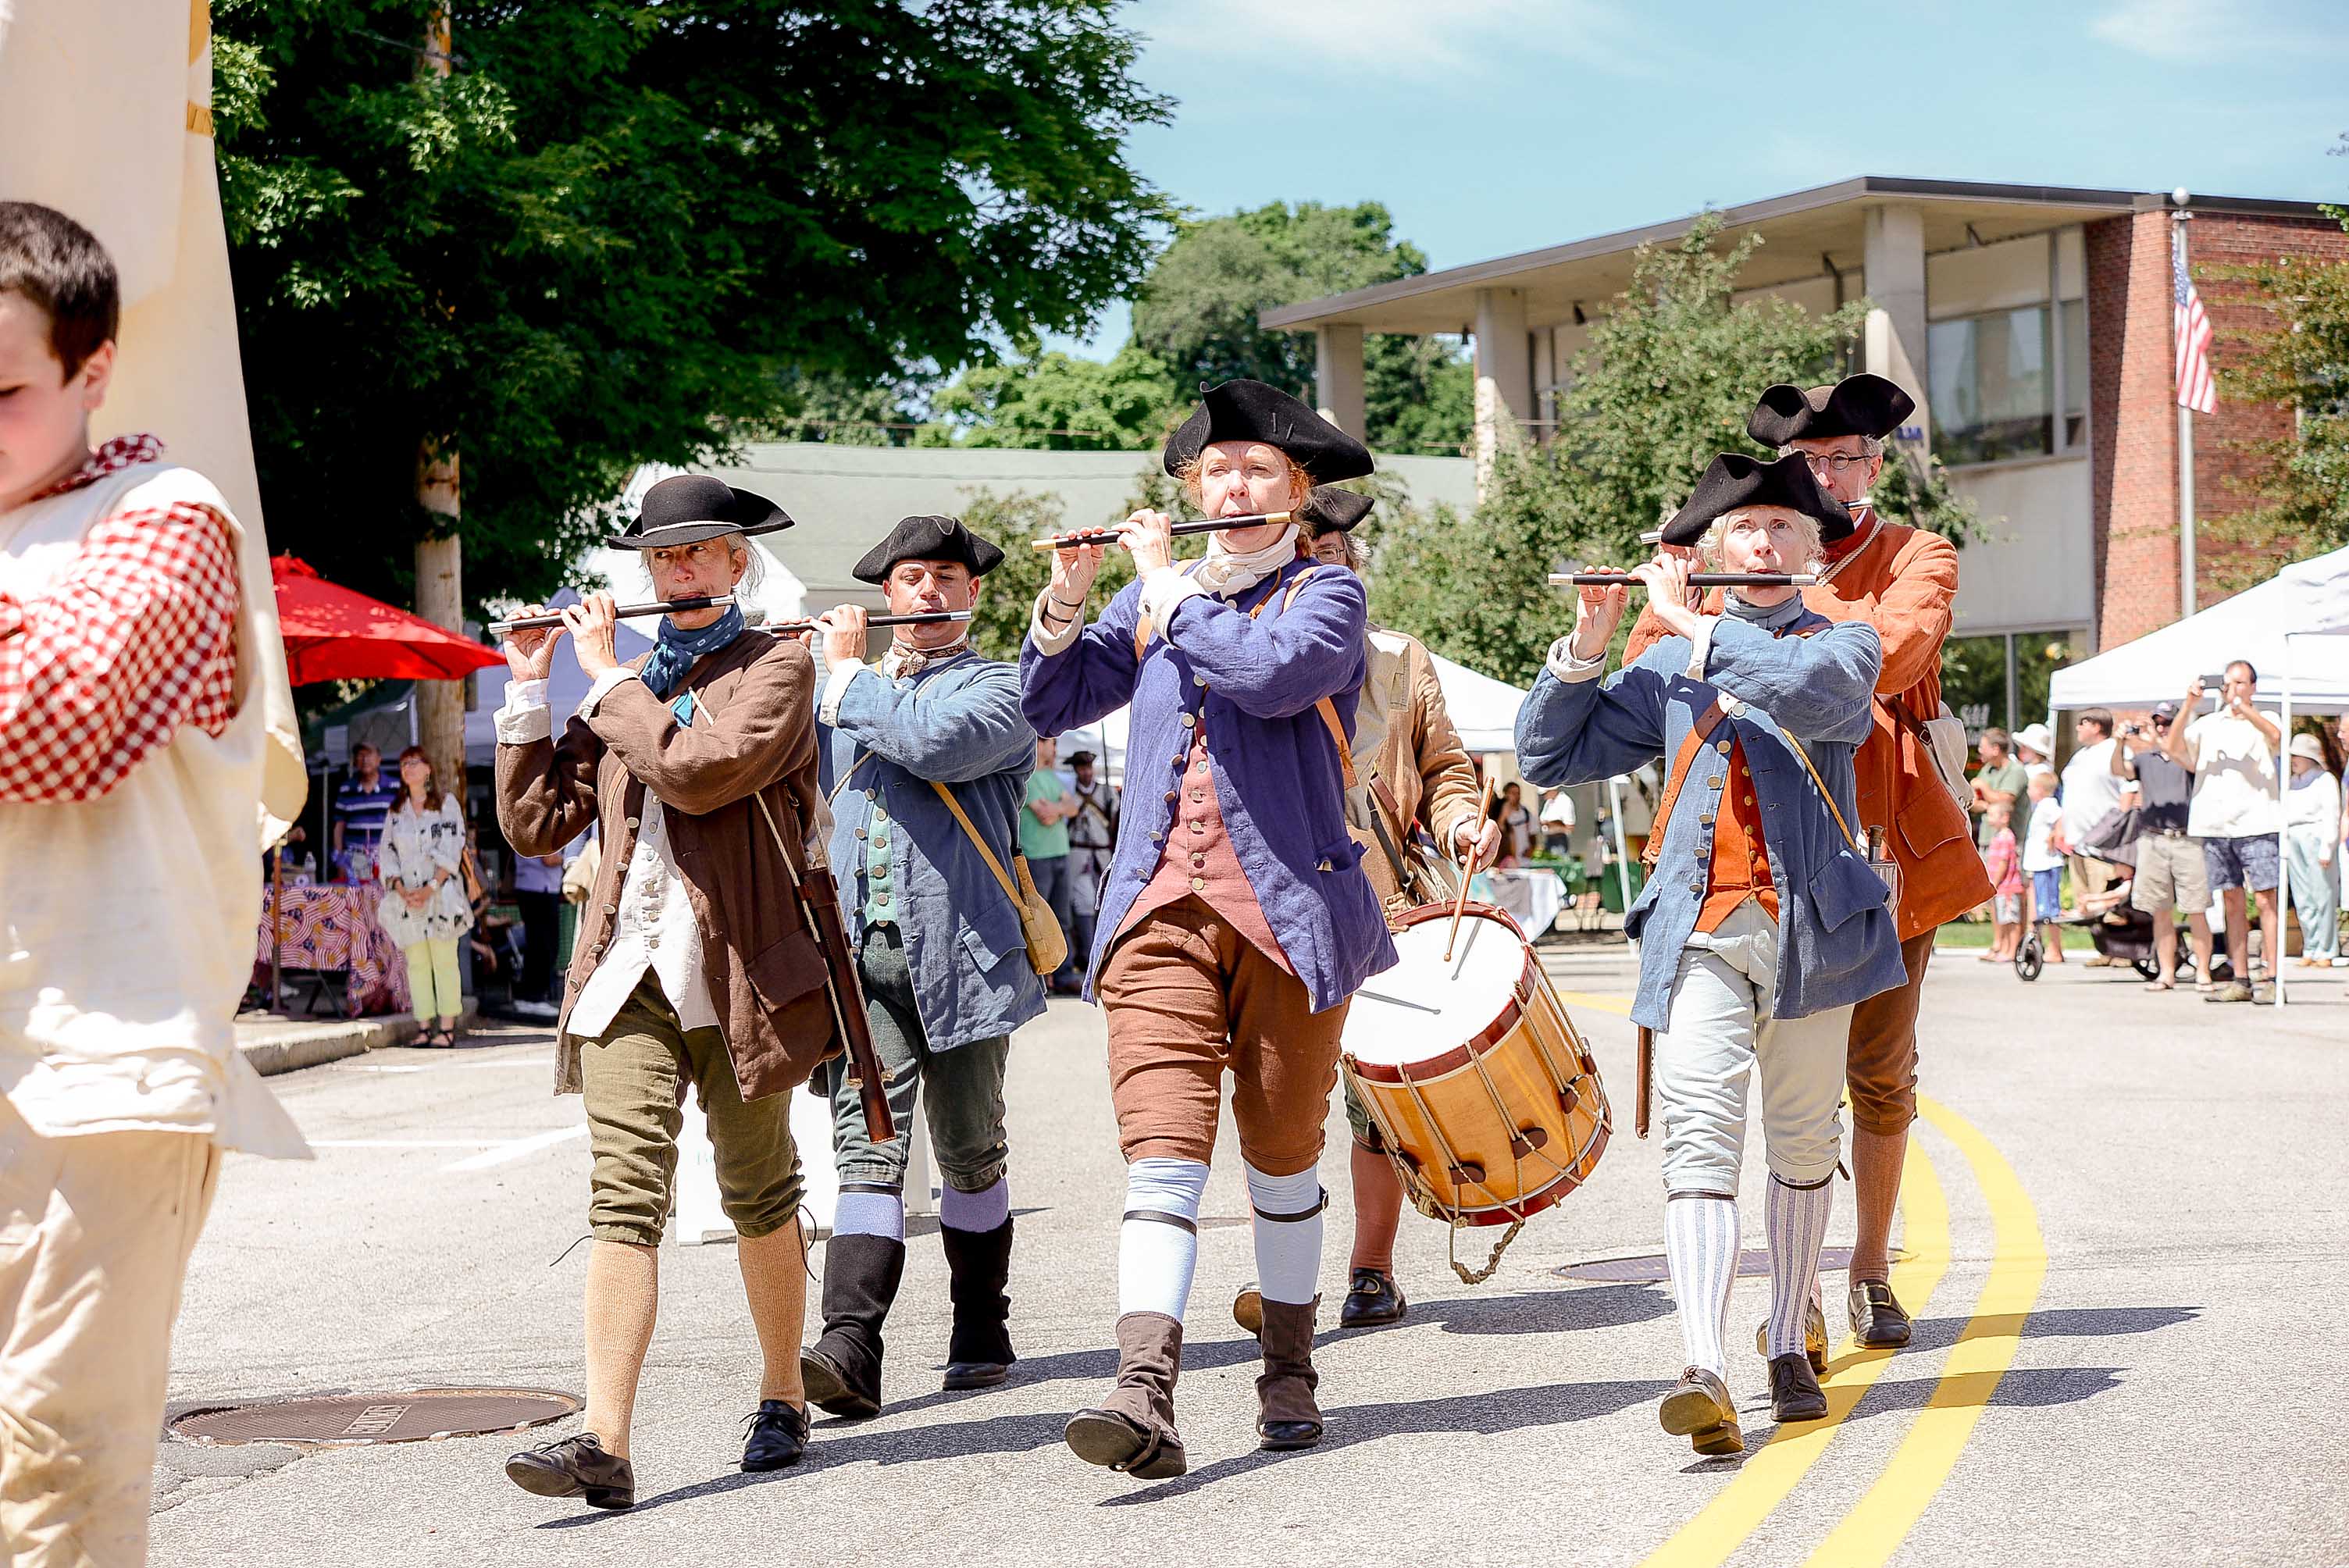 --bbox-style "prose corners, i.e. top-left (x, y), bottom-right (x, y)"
top-left (495, 676), bottom-right (718, 1035)
top-left (1137, 522), bottom-right (1301, 629)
